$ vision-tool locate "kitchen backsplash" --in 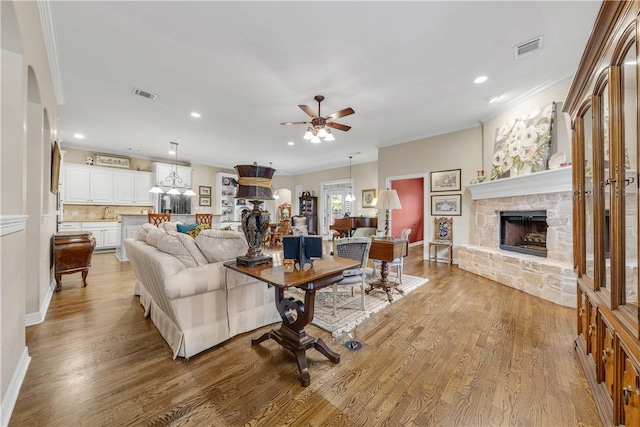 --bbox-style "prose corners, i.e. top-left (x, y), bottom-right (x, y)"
top-left (63, 204), bottom-right (153, 221)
